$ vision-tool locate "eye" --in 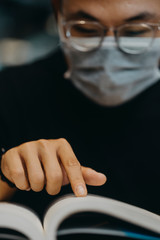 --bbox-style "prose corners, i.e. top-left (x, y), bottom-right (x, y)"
top-left (124, 29), bottom-right (150, 36)
top-left (119, 25), bottom-right (152, 37)
top-left (70, 23), bottom-right (101, 37)
top-left (75, 25), bottom-right (97, 33)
